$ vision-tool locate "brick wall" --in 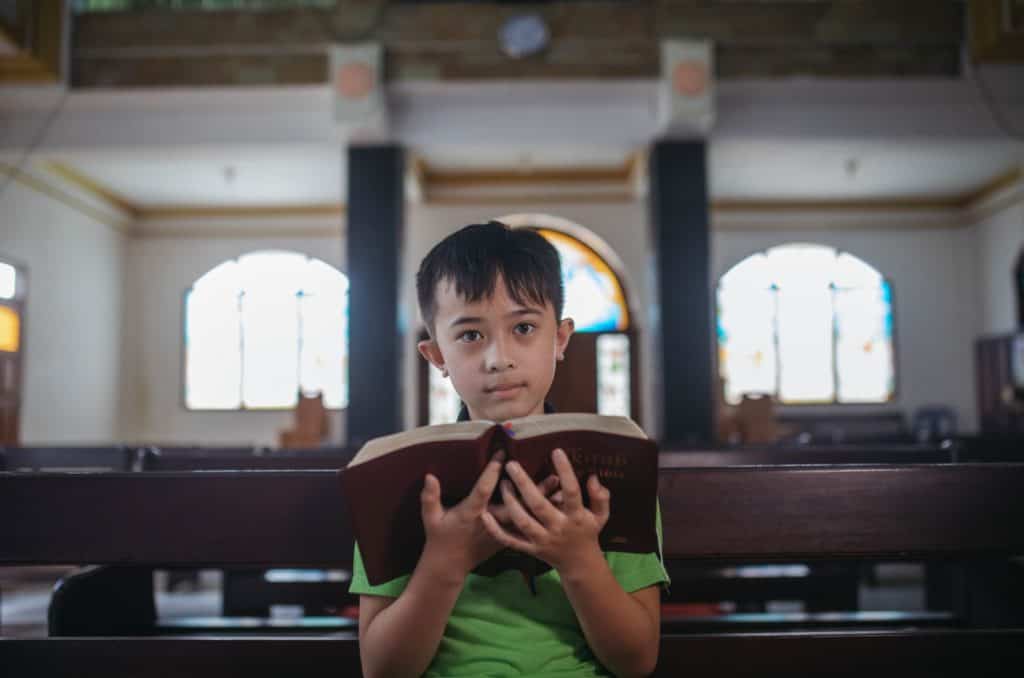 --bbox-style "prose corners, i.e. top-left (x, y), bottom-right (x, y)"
top-left (71, 1), bottom-right (965, 87)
